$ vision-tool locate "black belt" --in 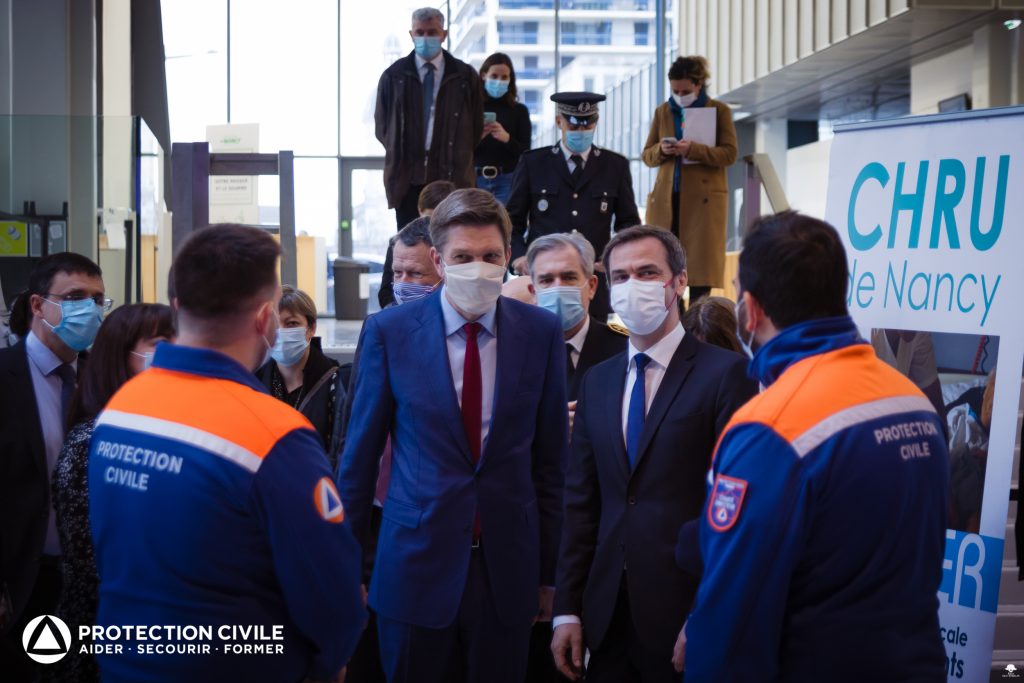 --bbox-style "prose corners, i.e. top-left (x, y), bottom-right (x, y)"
top-left (476, 166), bottom-right (505, 179)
